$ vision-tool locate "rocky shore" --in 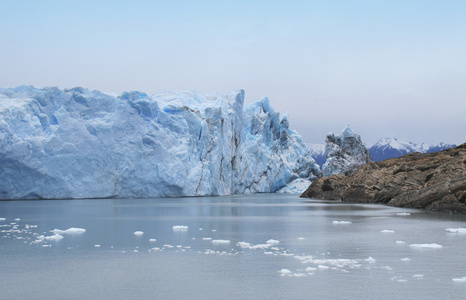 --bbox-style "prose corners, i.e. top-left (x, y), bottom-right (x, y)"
top-left (301, 143), bottom-right (466, 214)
